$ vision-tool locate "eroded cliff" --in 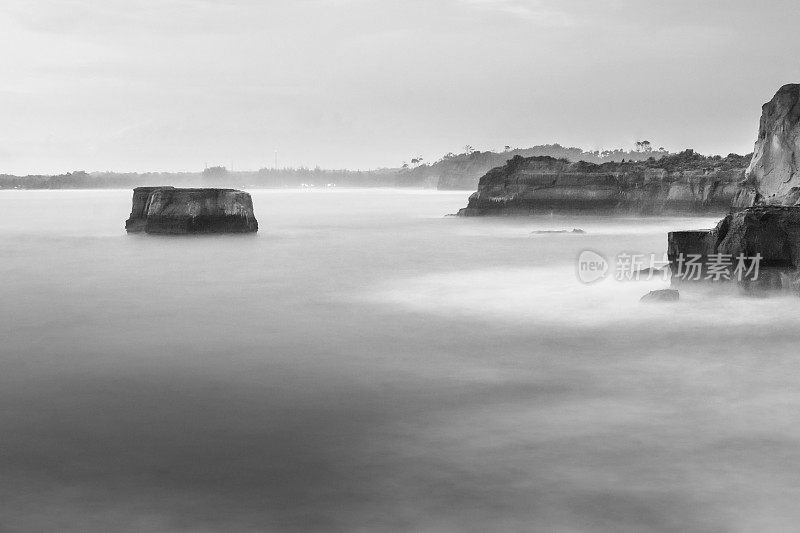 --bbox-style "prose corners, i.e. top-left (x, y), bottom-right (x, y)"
top-left (664, 84), bottom-right (800, 294)
top-left (734, 84), bottom-right (800, 207)
top-left (457, 151), bottom-right (749, 216)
